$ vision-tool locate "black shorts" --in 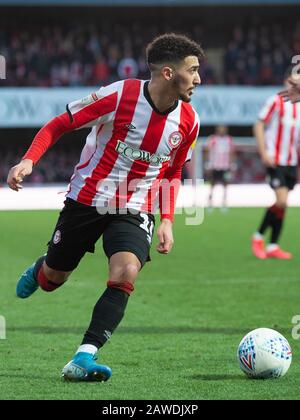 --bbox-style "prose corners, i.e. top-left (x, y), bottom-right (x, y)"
top-left (211, 170), bottom-right (231, 184)
top-left (266, 166), bottom-right (297, 191)
top-left (46, 198), bottom-right (155, 271)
